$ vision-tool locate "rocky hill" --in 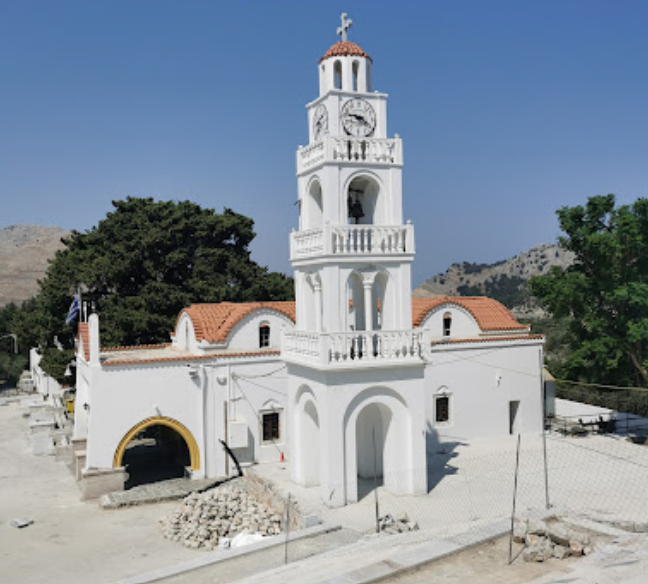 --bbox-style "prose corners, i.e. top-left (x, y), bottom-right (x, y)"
top-left (0, 225), bottom-right (70, 307)
top-left (413, 243), bottom-right (575, 317)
